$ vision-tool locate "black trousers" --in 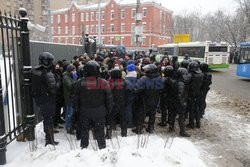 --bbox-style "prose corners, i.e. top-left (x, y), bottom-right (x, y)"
top-left (169, 103), bottom-right (186, 133)
top-left (188, 97), bottom-right (200, 127)
top-left (35, 96), bottom-right (56, 142)
top-left (80, 116), bottom-right (106, 149)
